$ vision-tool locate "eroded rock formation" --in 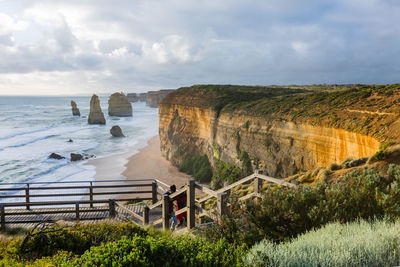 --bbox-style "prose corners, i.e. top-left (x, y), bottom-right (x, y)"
top-left (71, 101), bottom-right (80, 116)
top-left (88, 94), bottom-right (106, 125)
top-left (108, 93), bottom-right (132, 117)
